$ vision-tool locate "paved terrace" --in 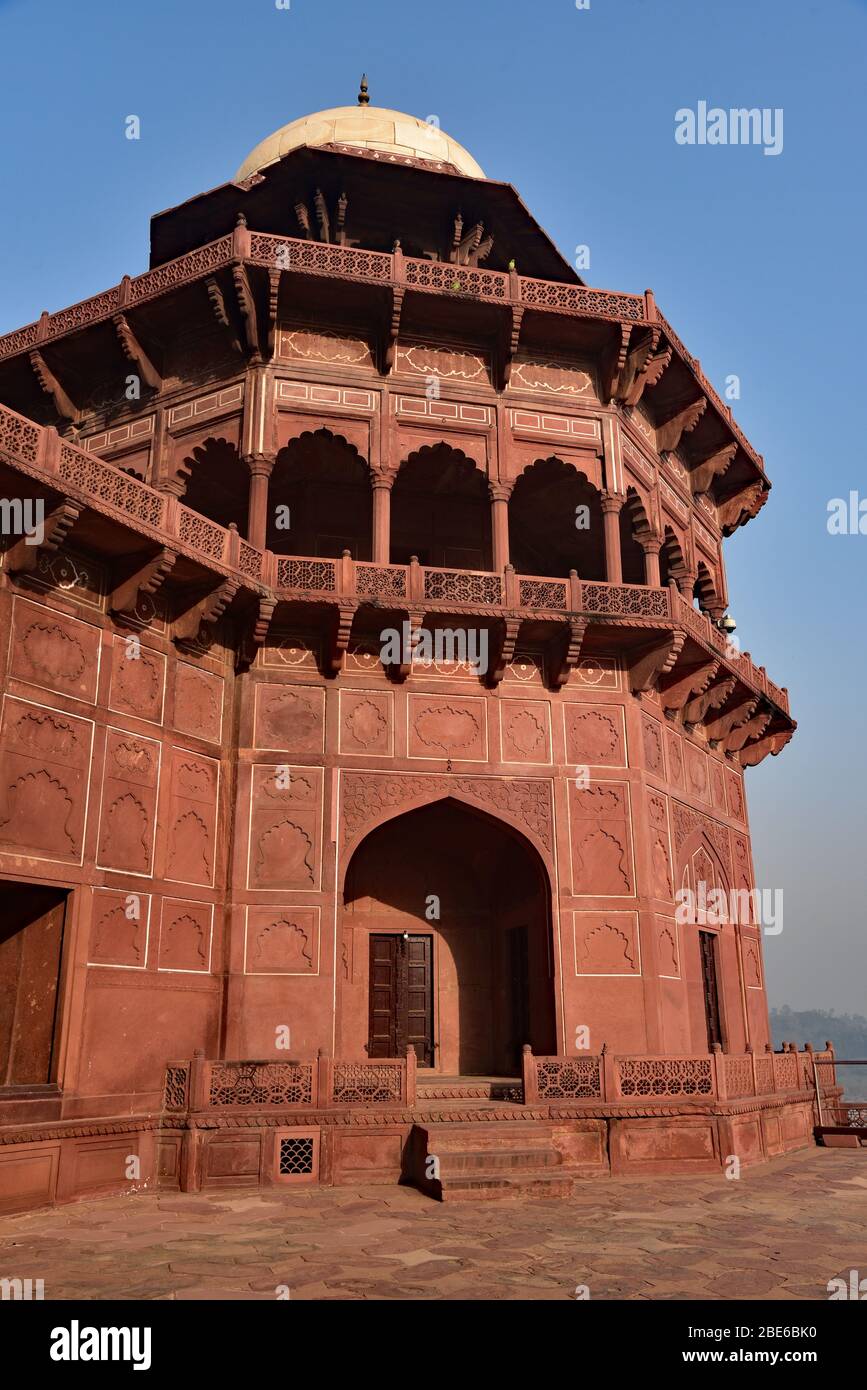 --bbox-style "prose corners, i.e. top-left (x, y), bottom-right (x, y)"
top-left (0, 1149), bottom-right (863, 1300)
